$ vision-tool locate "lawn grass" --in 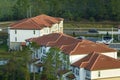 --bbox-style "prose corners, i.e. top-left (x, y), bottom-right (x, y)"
top-left (0, 21), bottom-right (15, 27)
